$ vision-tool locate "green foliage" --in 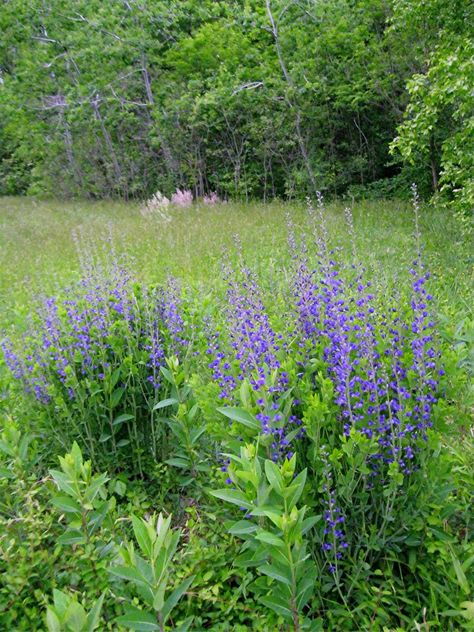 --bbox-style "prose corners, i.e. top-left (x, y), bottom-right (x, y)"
top-left (111, 513), bottom-right (194, 631)
top-left (1, 197), bottom-right (473, 630)
top-left (390, 0), bottom-right (474, 216)
top-left (213, 447), bottom-right (318, 629)
top-left (173, 505), bottom-right (268, 629)
top-left (1, 0), bottom-right (472, 210)
top-left (7, 266), bottom-right (195, 477)
top-left (0, 418), bottom-right (59, 628)
top-left (0, 422), bottom-right (113, 630)
top-left (46, 590), bottom-right (105, 632)
top-left (49, 441), bottom-right (115, 547)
